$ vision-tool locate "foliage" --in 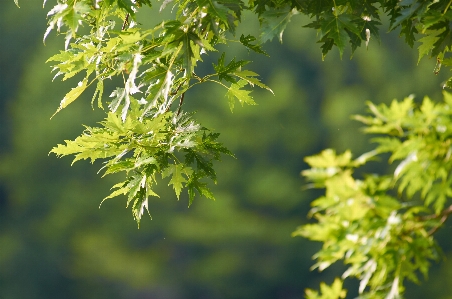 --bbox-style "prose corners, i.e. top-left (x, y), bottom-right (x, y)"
top-left (22, 0), bottom-right (452, 225)
top-left (37, 0), bottom-right (270, 224)
top-left (12, 0), bottom-right (452, 297)
top-left (51, 101), bottom-right (233, 224)
top-left (296, 93), bottom-right (452, 298)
